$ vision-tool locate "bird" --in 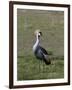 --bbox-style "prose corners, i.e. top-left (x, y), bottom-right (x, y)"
top-left (33, 29), bottom-right (51, 65)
